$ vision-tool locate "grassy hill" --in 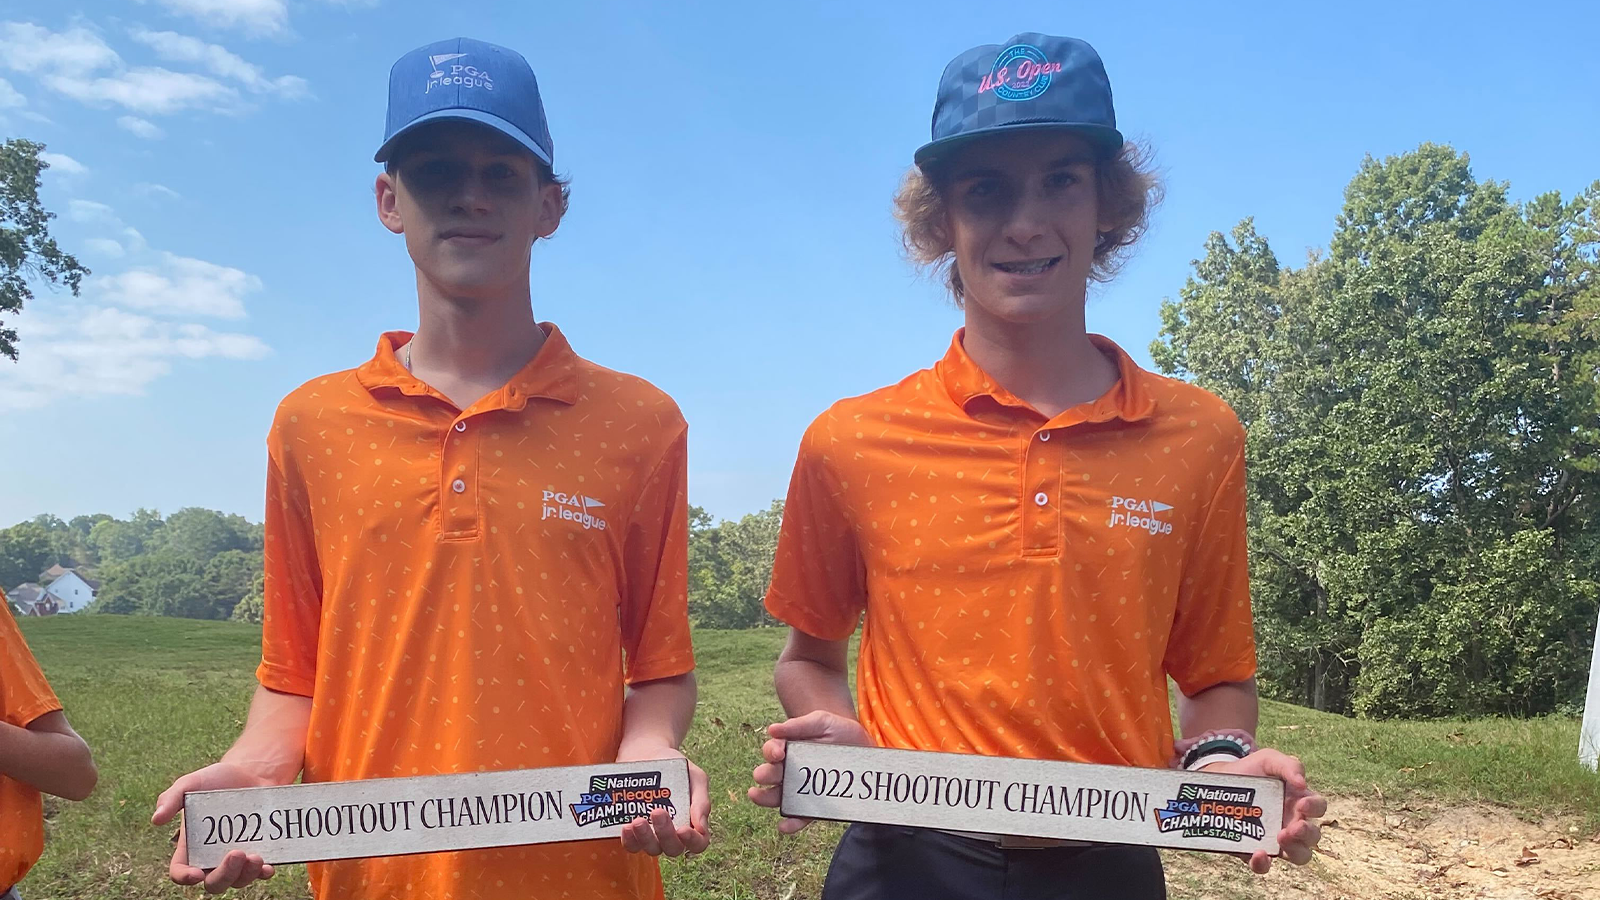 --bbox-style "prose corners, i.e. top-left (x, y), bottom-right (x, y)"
top-left (14, 616), bottom-right (1600, 899)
